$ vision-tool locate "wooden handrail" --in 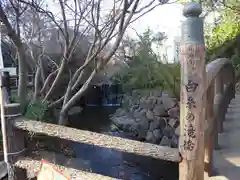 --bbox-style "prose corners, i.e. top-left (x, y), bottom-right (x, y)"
top-left (206, 58), bottom-right (234, 94)
top-left (13, 118), bottom-right (182, 162)
top-left (204, 58), bottom-right (235, 176)
top-left (15, 156), bottom-right (119, 180)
